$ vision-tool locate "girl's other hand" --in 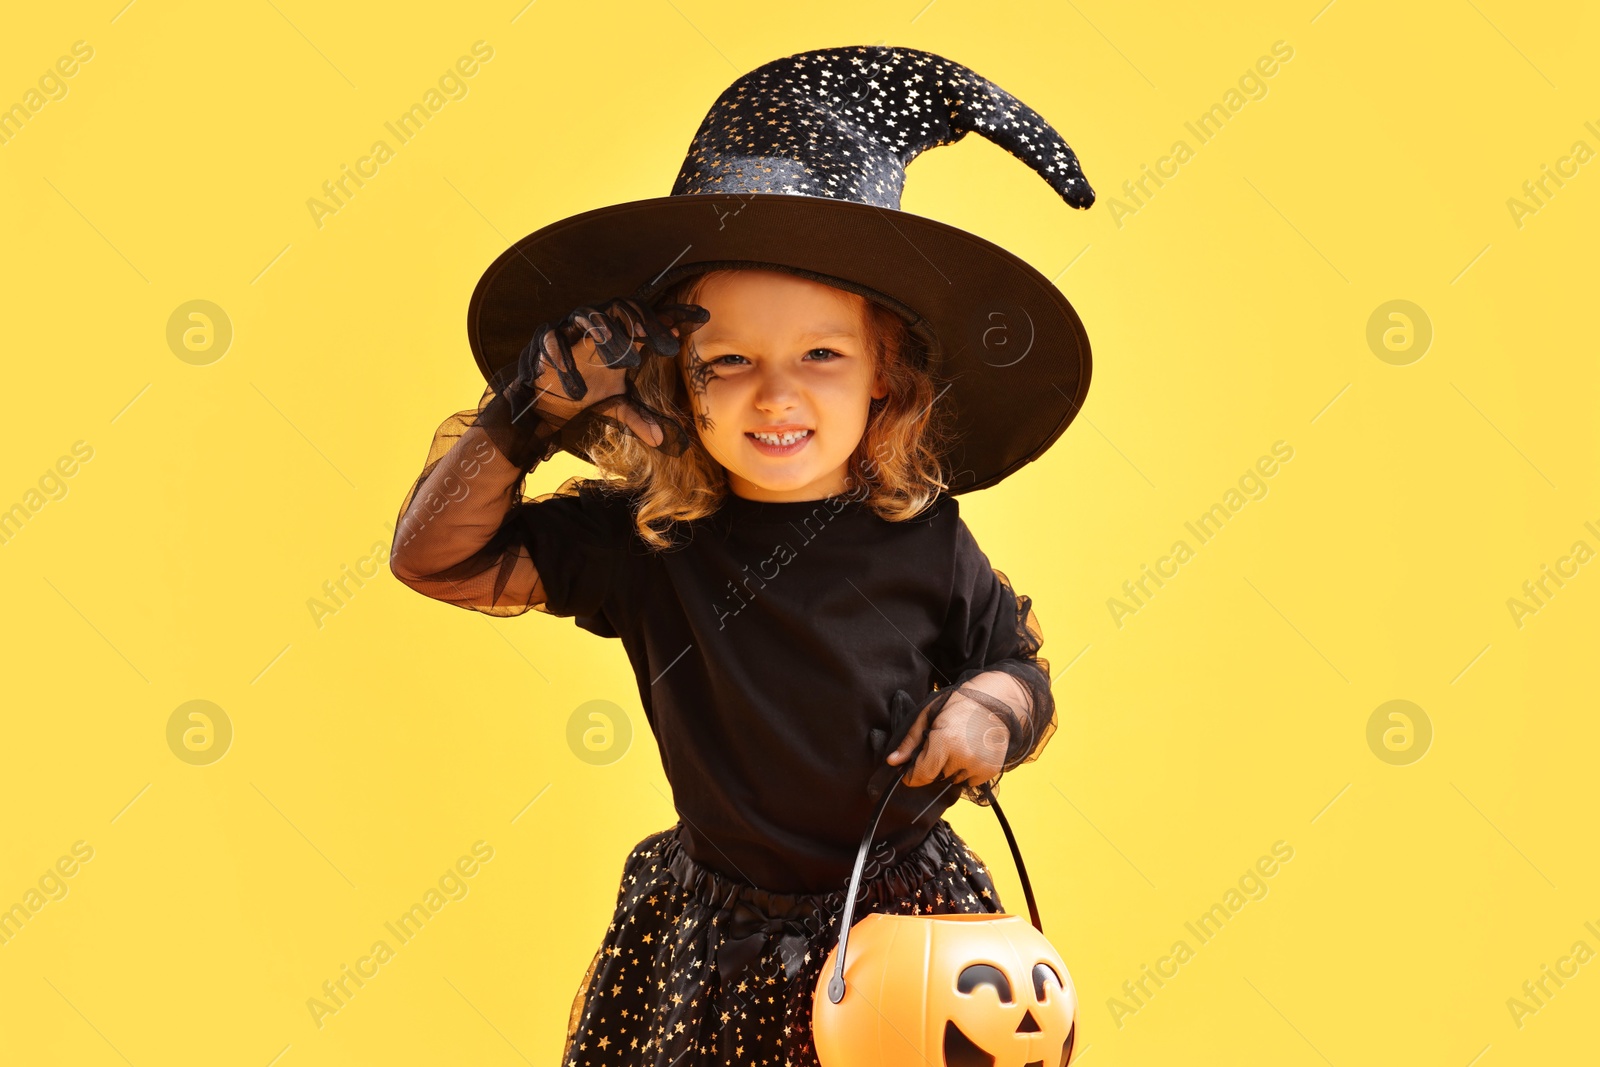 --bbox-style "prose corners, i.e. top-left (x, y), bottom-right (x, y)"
top-left (885, 671), bottom-right (1026, 789)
